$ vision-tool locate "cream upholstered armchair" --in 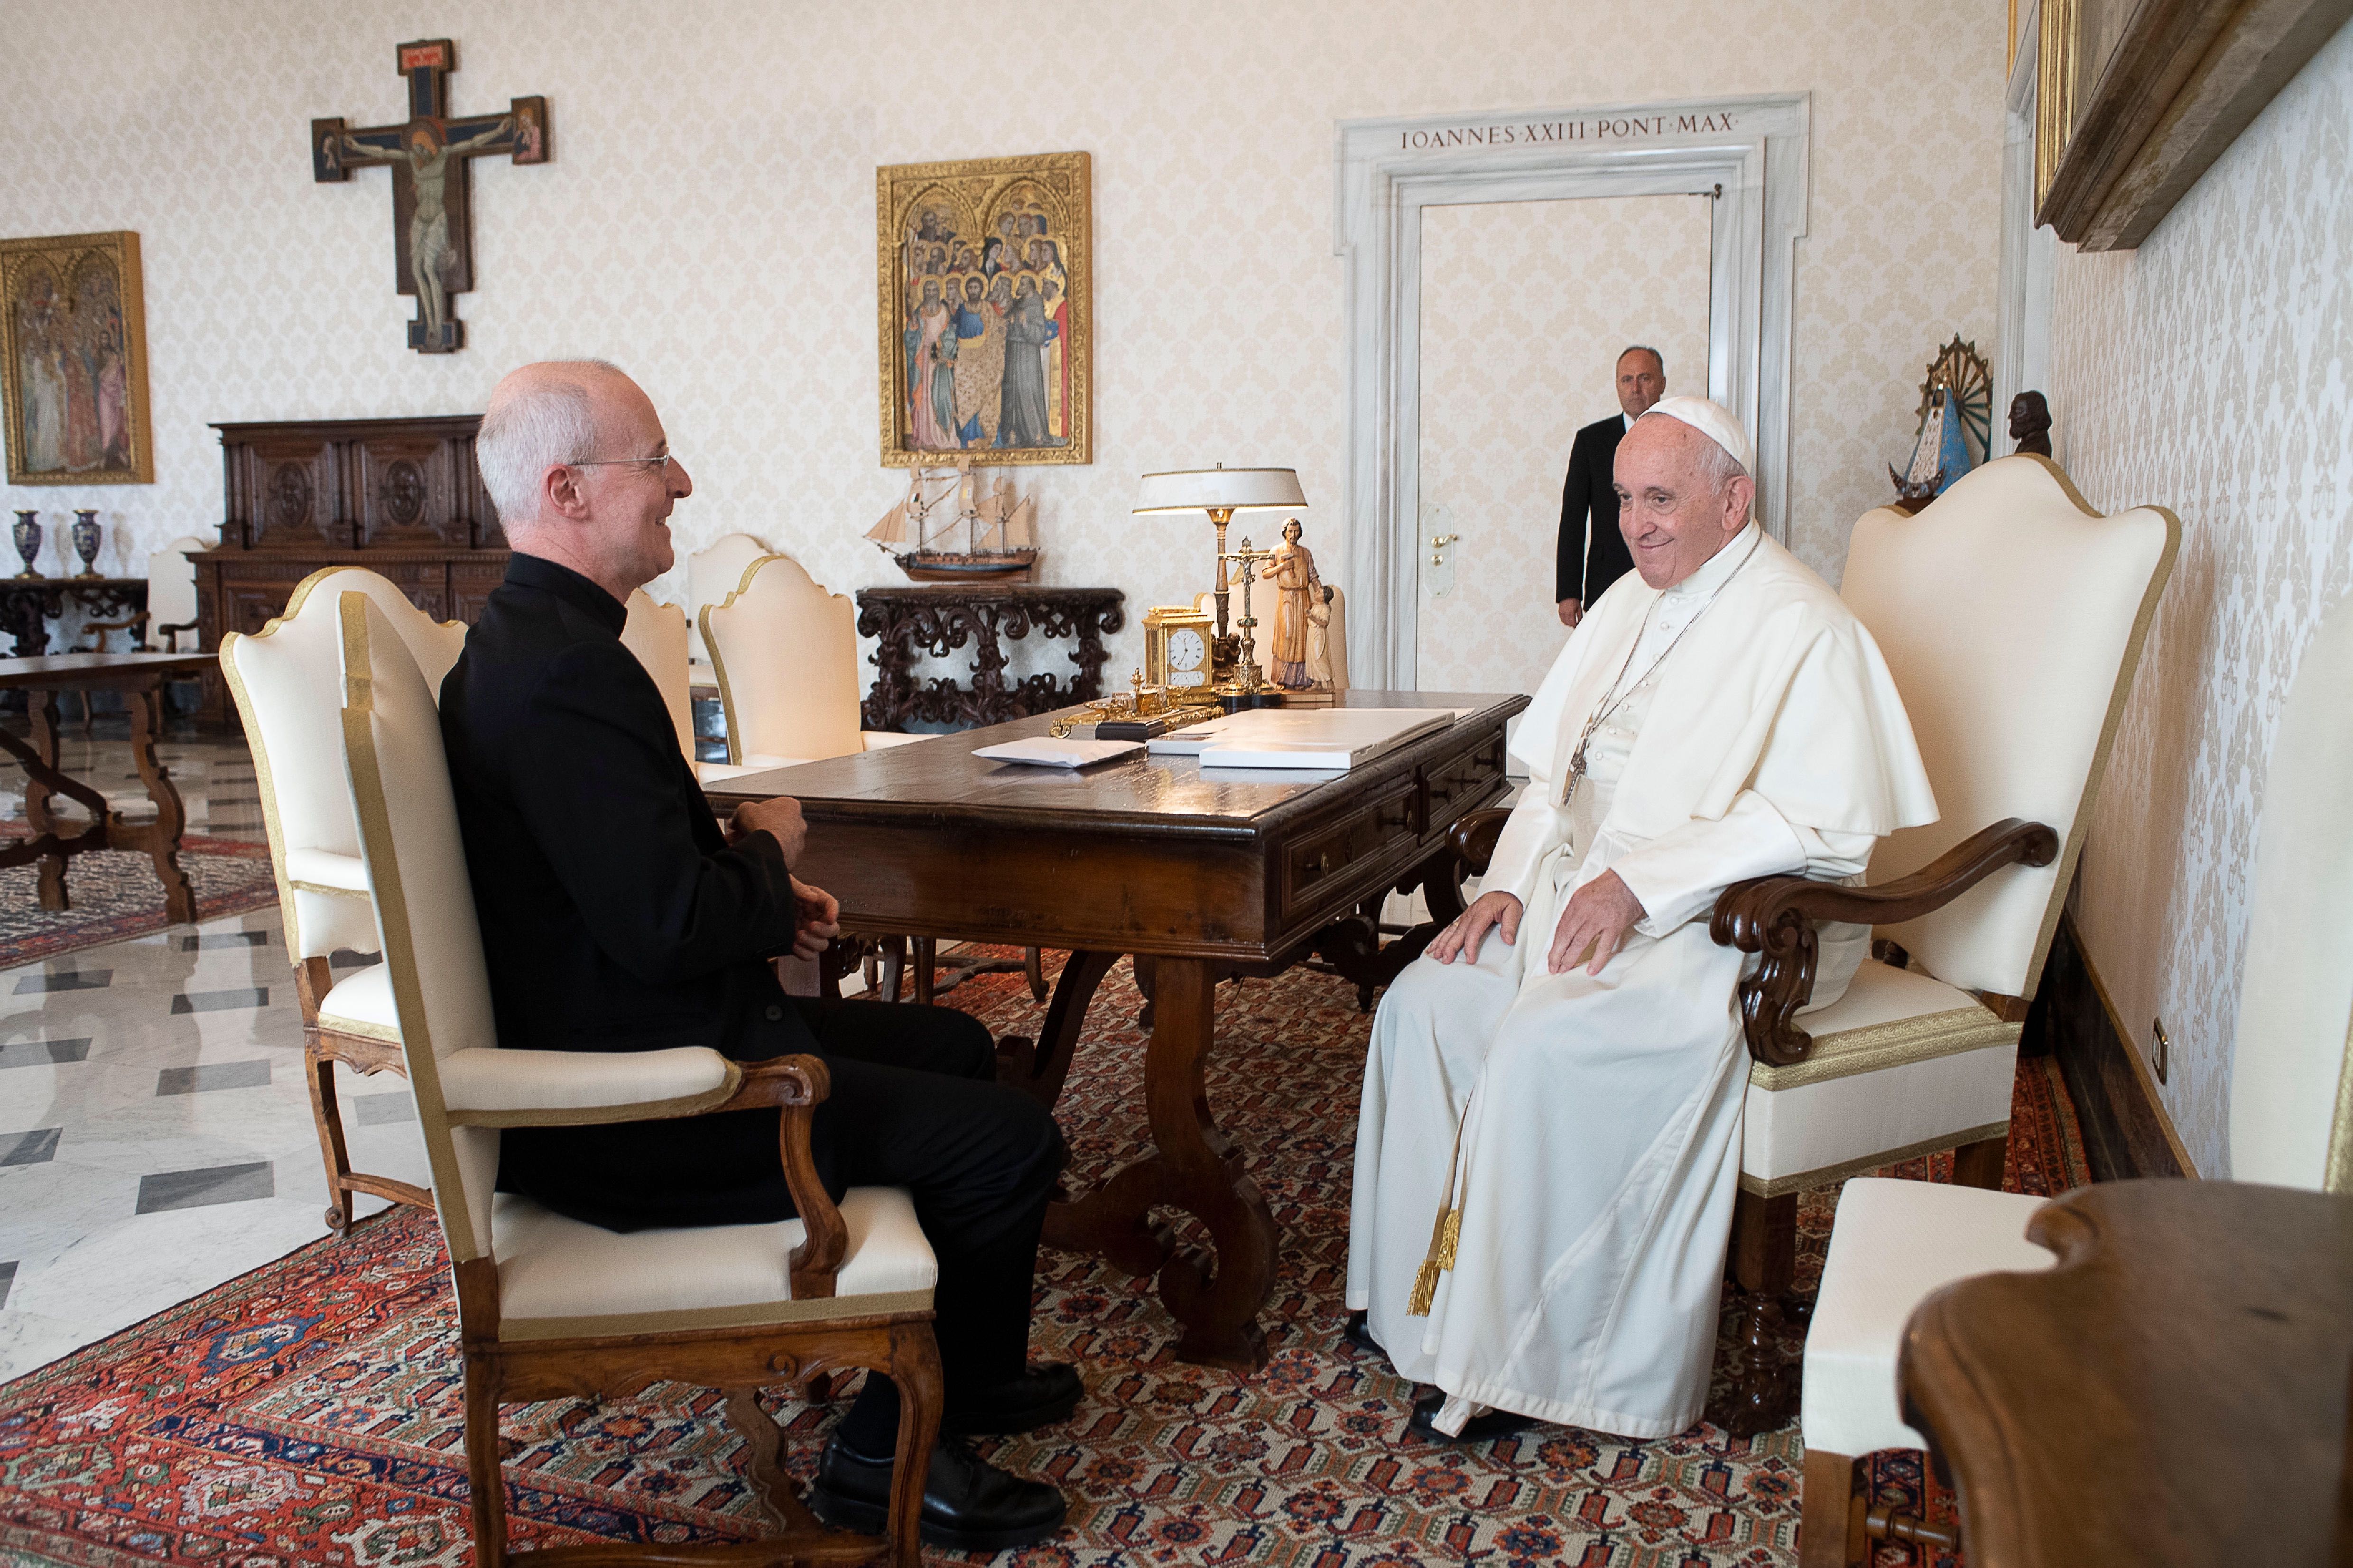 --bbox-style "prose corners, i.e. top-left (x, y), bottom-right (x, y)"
top-left (1445, 454), bottom-right (2177, 1429)
top-left (1795, 587), bottom-right (2353, 1568)
top-left (220, 568), bottom-right (468, 1233)
top-left (334, 589), bottom-right (943, 1568)
top-left (701, 554), bottom-right (1001, 1005)
top-left (619, 589), bottom-right (695, 761)
top-left (1705, 456), bottom-right (2175, 1432)
top-left (686, 531), bottom-right (775, 666)
top-left (82, 534), bottom-right (206, 652)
